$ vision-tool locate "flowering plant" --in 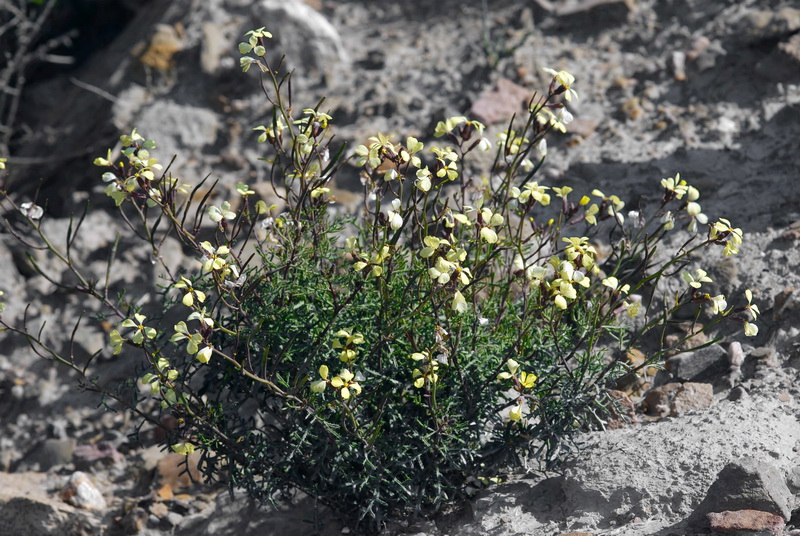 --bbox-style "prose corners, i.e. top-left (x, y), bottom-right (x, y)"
top-left (0, 27), bottom-right (758, 532)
